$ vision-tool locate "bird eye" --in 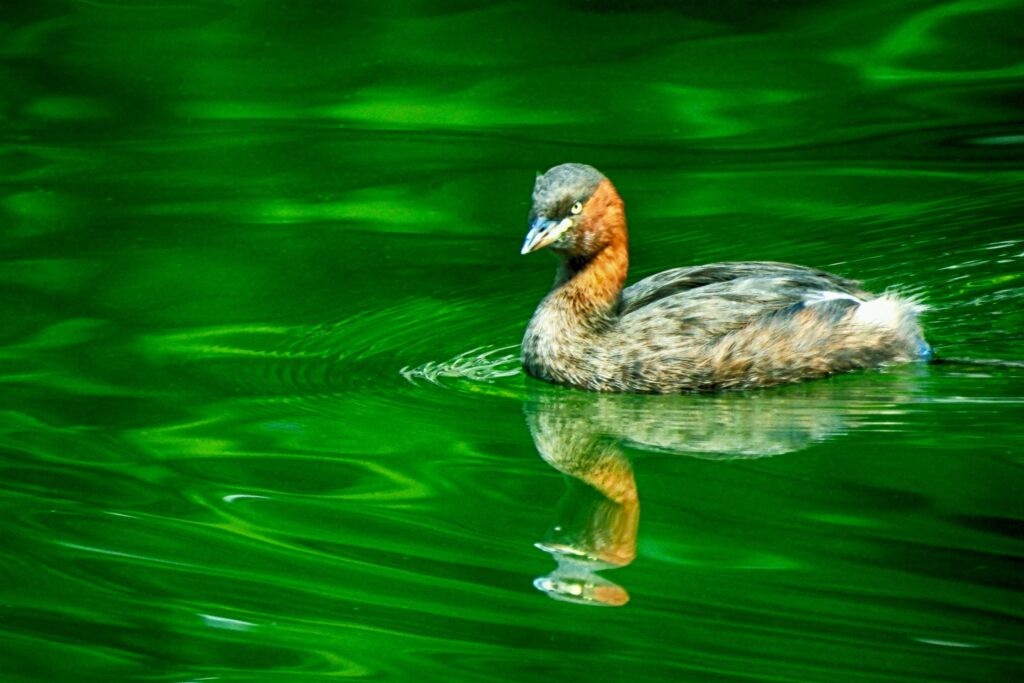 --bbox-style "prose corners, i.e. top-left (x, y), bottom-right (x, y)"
top-left (570, 201), bottom-right (583, 215)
